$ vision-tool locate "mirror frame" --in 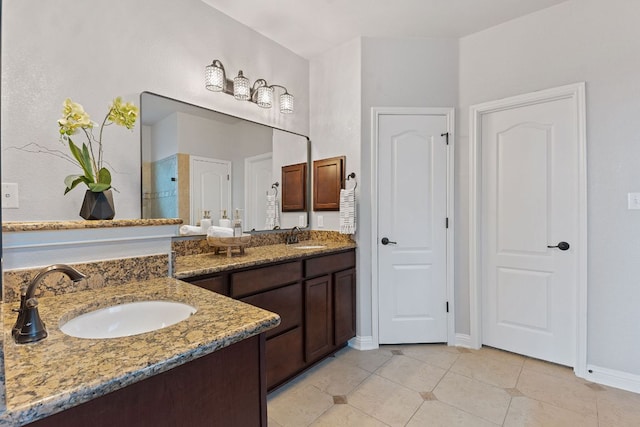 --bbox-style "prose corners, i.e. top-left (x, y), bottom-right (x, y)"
top-left (139, 91), bottom-right (311, 234)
